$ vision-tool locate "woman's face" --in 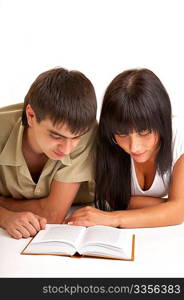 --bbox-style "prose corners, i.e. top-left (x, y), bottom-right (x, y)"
top-left (114, 129), bottom-right (160, 163)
